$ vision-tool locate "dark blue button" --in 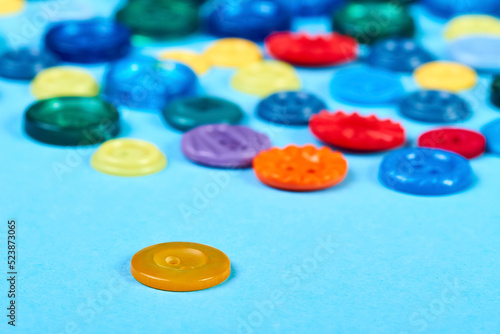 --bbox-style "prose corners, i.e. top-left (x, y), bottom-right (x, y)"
top-left (448, 36), bottom-right (500, 71)
top-left (276, 0), bottom-right (344, 16)
top-left (45, 19), bottom-right (131, 64)
top-left (256, 91), bottom-right (327, 125)
top-left (399, 90), bottom-right (471, 123)
top-left (204, 0), bottom-right (291, 41)
top-left (368, 38), bottom-right (433, 72)
top-left (422, 0), bottom-right (500, 17)
top-left (482, 119), bottom-right (500, 154)
top-left (0, 48), bottom-right (59, 80)
top-left (379, 148), bottom-right (474, 195)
